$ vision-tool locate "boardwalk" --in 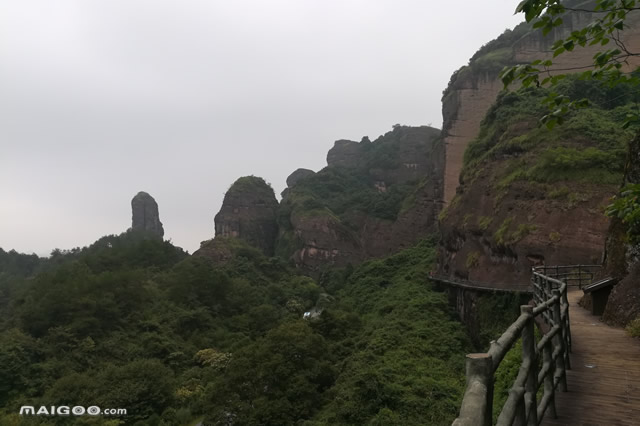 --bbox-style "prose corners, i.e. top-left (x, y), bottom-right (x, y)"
top-left (541, 289), bottom-right (640, 426)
